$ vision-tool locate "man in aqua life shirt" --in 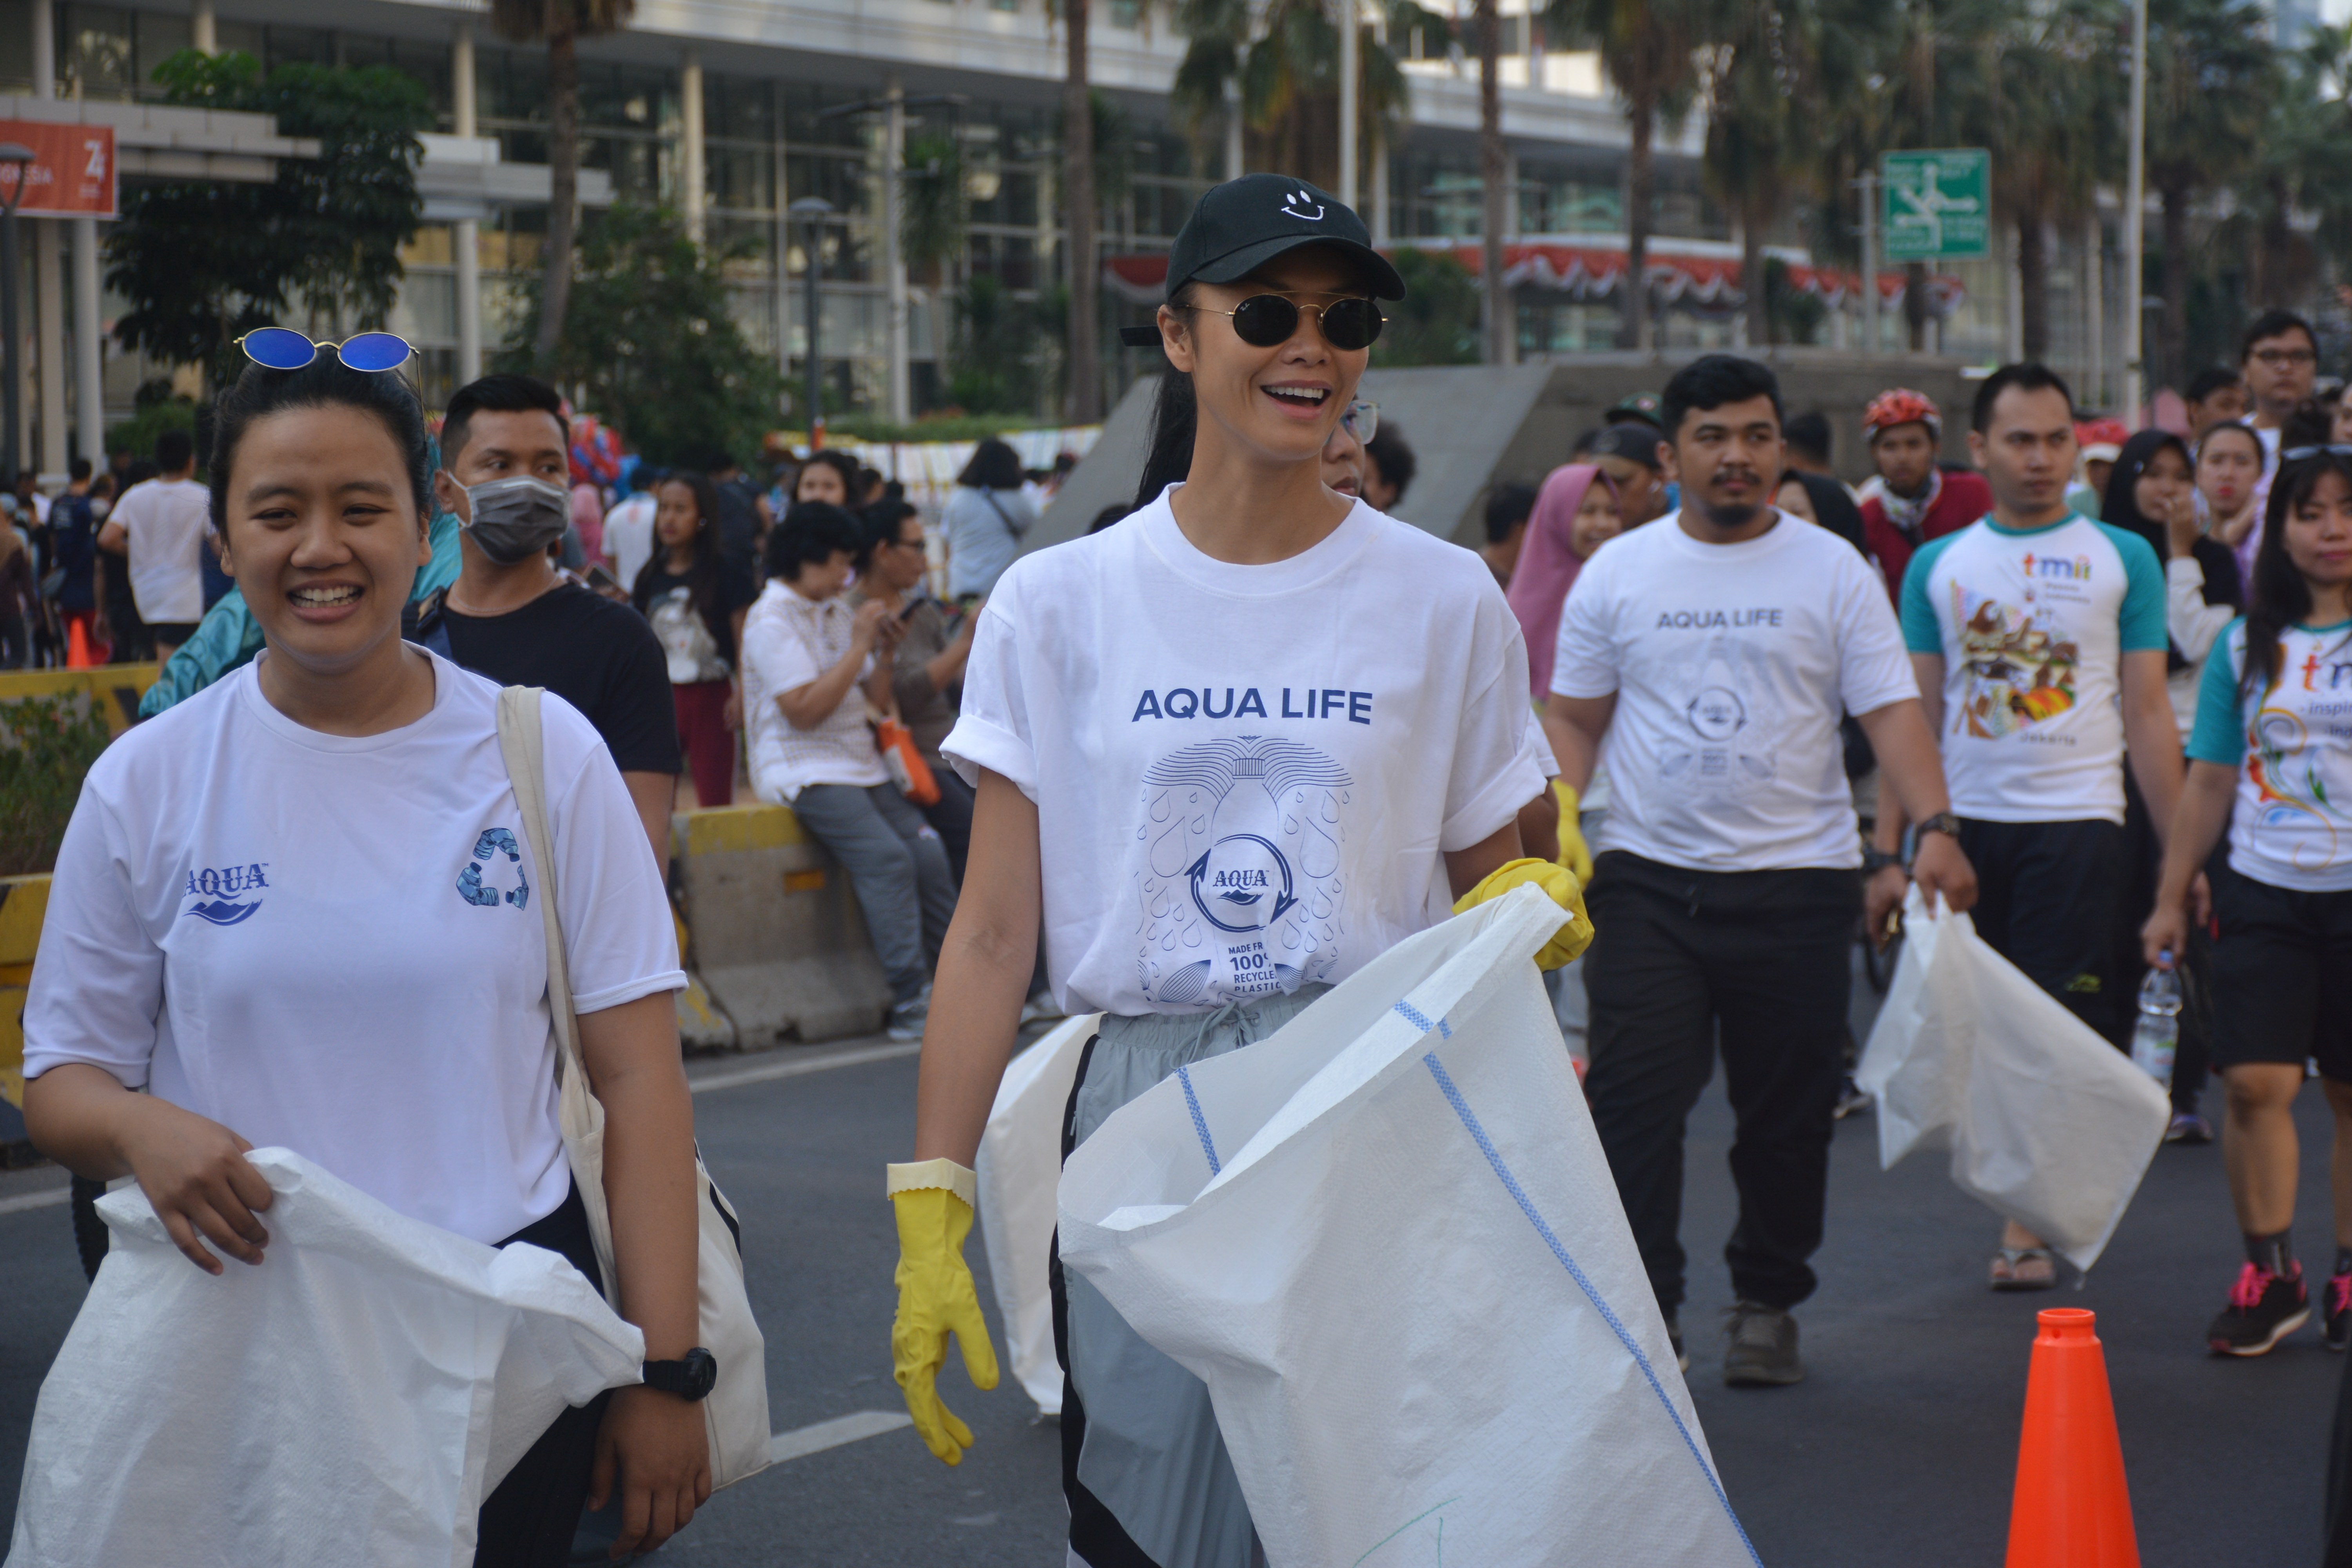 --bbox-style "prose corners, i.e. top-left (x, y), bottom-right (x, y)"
top-left (1875, 363), bottom-right (2184, 1289)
